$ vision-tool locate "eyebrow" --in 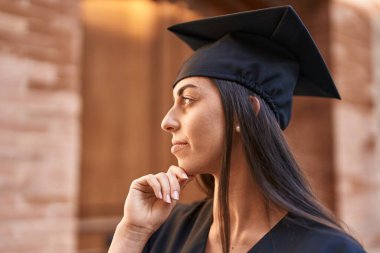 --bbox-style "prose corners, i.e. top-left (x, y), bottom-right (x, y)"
top-left (173, 84), bottom-right (198, 100)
